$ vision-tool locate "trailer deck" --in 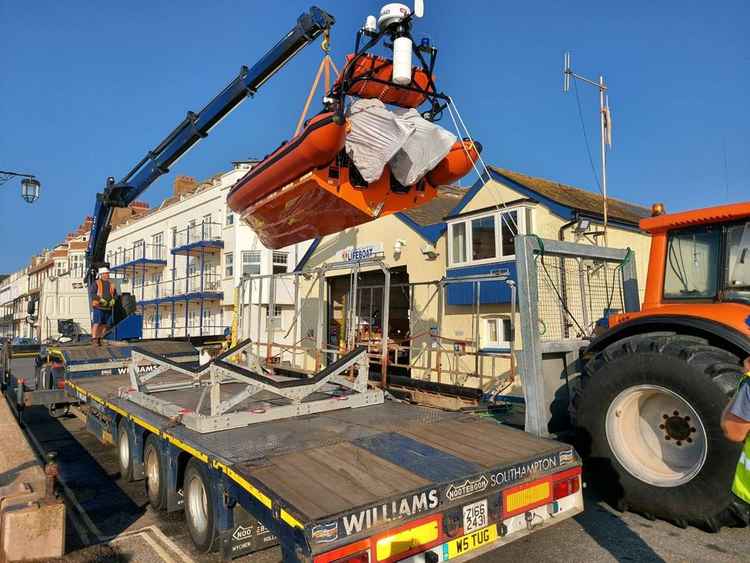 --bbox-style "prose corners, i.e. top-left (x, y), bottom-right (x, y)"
top-left (66, 369), bottom-right (580, 559)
